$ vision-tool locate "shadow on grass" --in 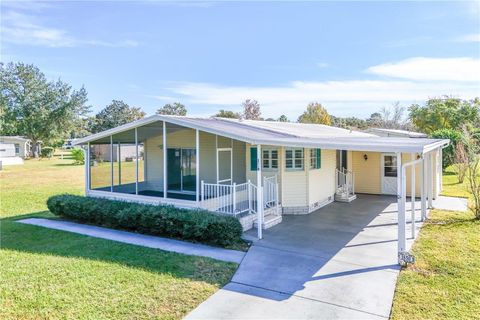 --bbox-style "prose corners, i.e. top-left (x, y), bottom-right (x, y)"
top-left (1, 212), bottom-right (237, 286)
top-left (54, 163), bottom-right (82, 167)
top-left (443, 170), bottom-right (456, 176)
